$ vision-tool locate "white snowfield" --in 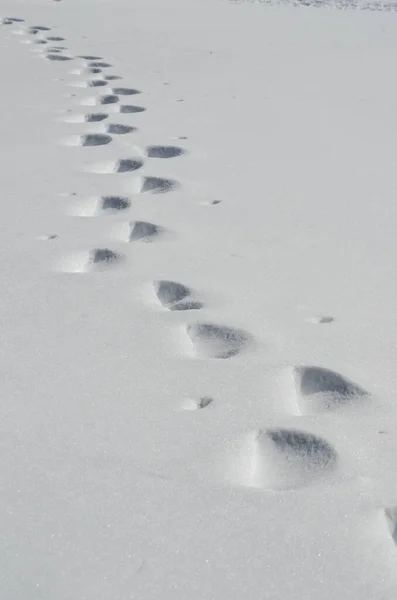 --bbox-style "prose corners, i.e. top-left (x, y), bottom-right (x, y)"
top-left (1, 0), bottom-right (397, 598)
